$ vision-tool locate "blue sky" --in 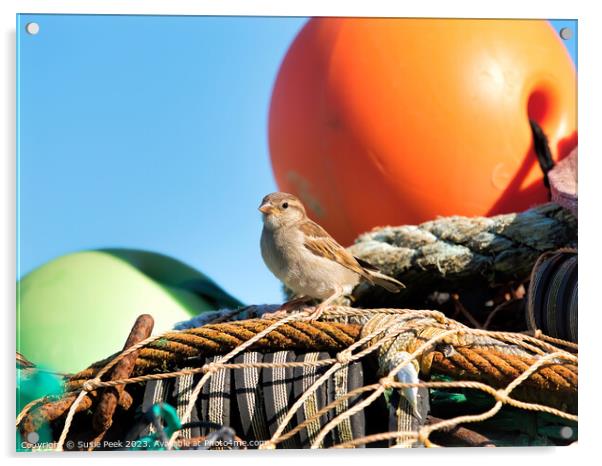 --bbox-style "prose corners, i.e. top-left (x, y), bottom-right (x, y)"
top-left (17, 16), bottom-right (576, 305)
